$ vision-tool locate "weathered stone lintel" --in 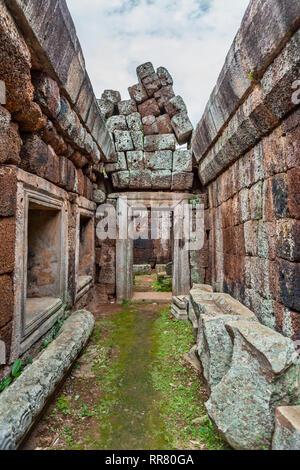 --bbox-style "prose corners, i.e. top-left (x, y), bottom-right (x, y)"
top-left (0, 310), bottom-right (94, 449)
